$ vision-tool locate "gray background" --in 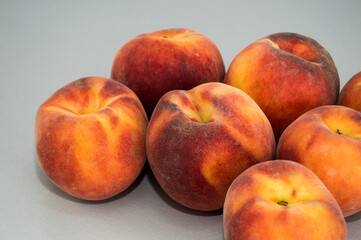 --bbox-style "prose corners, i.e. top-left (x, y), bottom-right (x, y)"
top-left (1, 0), bottom-right (361, 239)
